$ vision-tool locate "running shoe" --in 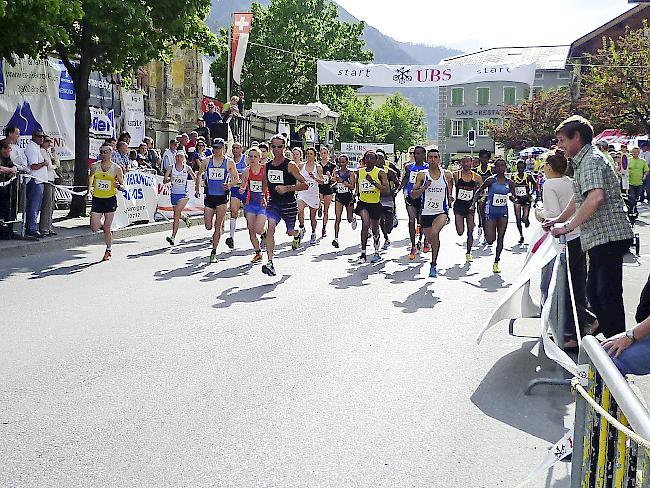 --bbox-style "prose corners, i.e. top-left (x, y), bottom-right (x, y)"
top-left (466, 253), bottom-right (473, 263)
top-left (102, 249), bottom-right (111, 261)
top-left (299, 226), bottom-right (306, 239)
top-left (429, 264), bottom-right (437, 278)
top-left (262, 261), bottom-right (277, 276)
top-left (182, 215), bottom-right (192, 228)
top-left (423, 242), bottom-right (431, 253)
top-left (356, 254), bottom-right (367, 264)
top-left (518, 236), bottom-right (524, 245)
top-left (382, 240), bottom-right (391, 251)
top-left (523, 218), bottom-right (530, 228)
top-left (318, 207), bottom-right (323, 218)
top-left (166, 236), bottom-right (175, 246)
top-left (408, 247), bottom-right (417, 260)
top-left (332, 238), bottom-right (339, 248)
top-left (210, 253), bottom-right (217, 264)
top-left (310, 233), bottom-right (317, 245)
top-left (226, 237), bottom-right (234, 249)
top-left (292, 236), bottom-right (300, 250)
top-left (251, 252), bottom-right (263, 264)
top-left (351, 218), bottom-right (357, 230)
top-left (371, 253), bottom-right (382, 264)
top-left (493, 262), bottom-right (500, 273)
